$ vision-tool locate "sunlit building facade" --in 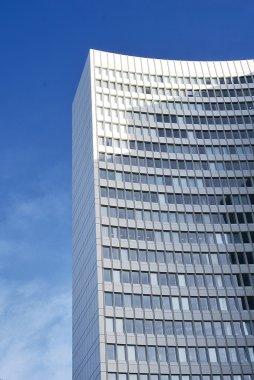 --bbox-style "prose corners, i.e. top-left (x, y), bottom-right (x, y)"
top-left (72, 50), bottom-right (254, 380)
